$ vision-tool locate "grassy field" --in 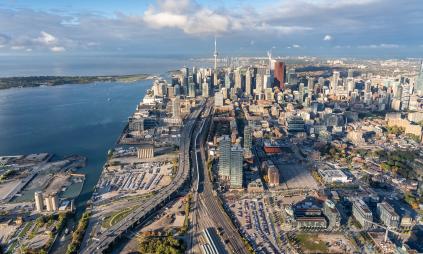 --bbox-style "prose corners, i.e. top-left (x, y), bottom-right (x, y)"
top-left (18, 221), bottom-right (34, 238)
top-left (102, 205), bottom-right (139, 228)
top-left (296, 233), bottom-right (329, 253)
